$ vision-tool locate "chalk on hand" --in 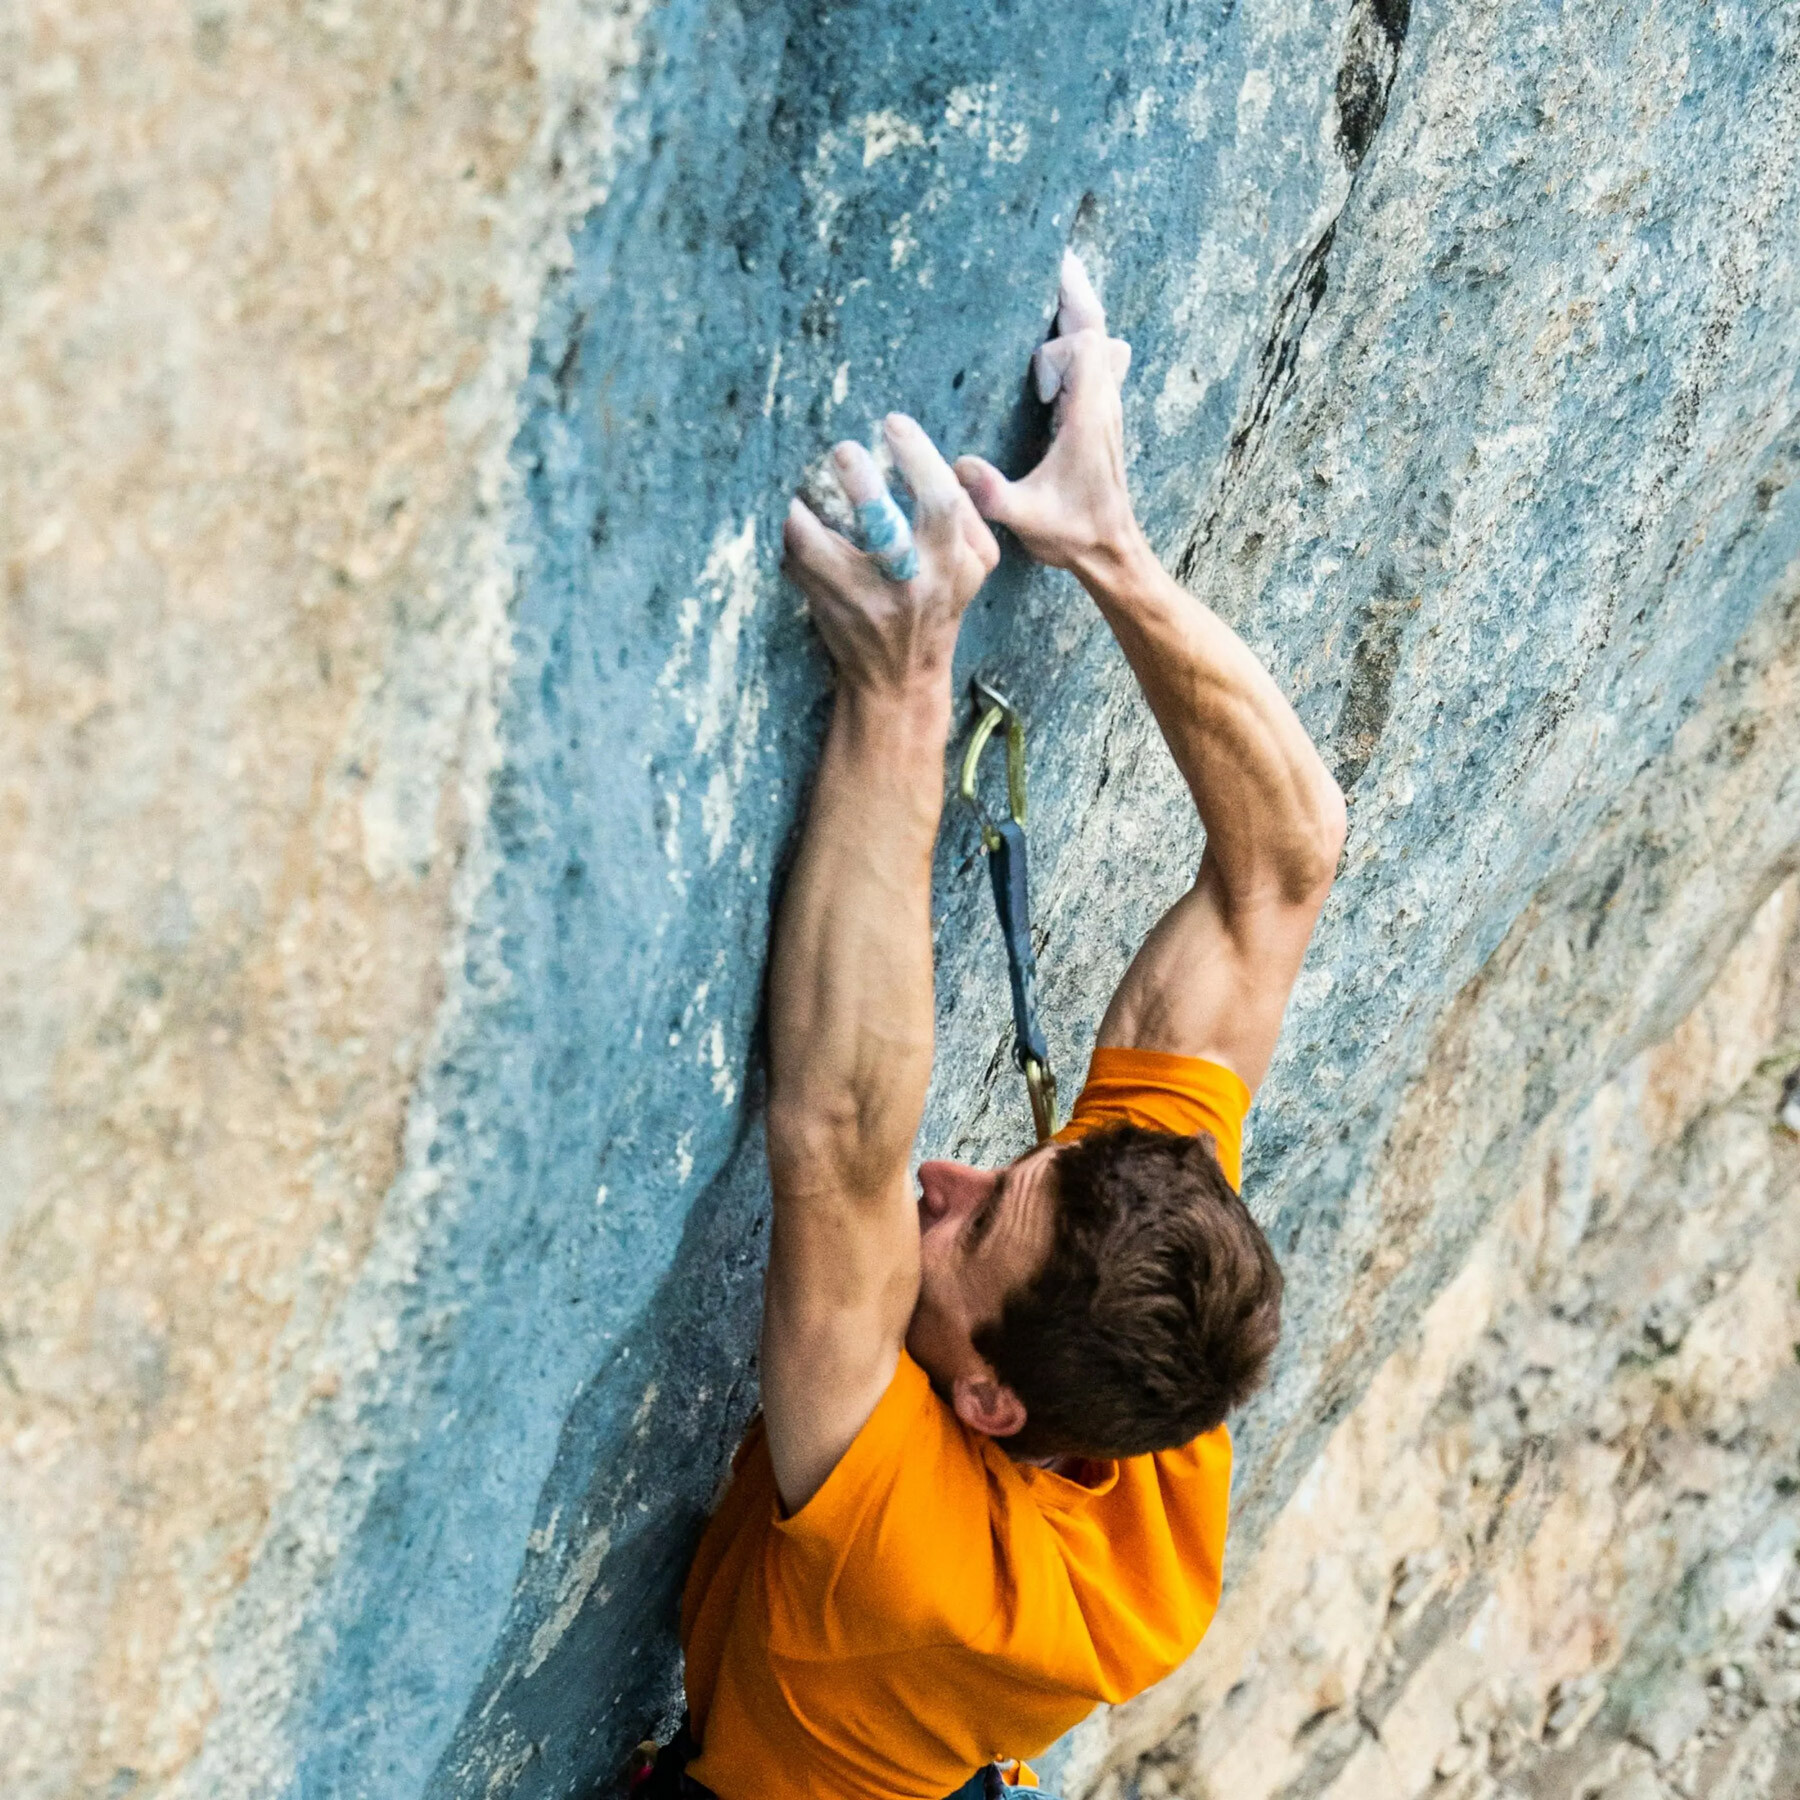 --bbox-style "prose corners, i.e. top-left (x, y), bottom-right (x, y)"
top-left (834, 441), bottom-right (919, 581)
